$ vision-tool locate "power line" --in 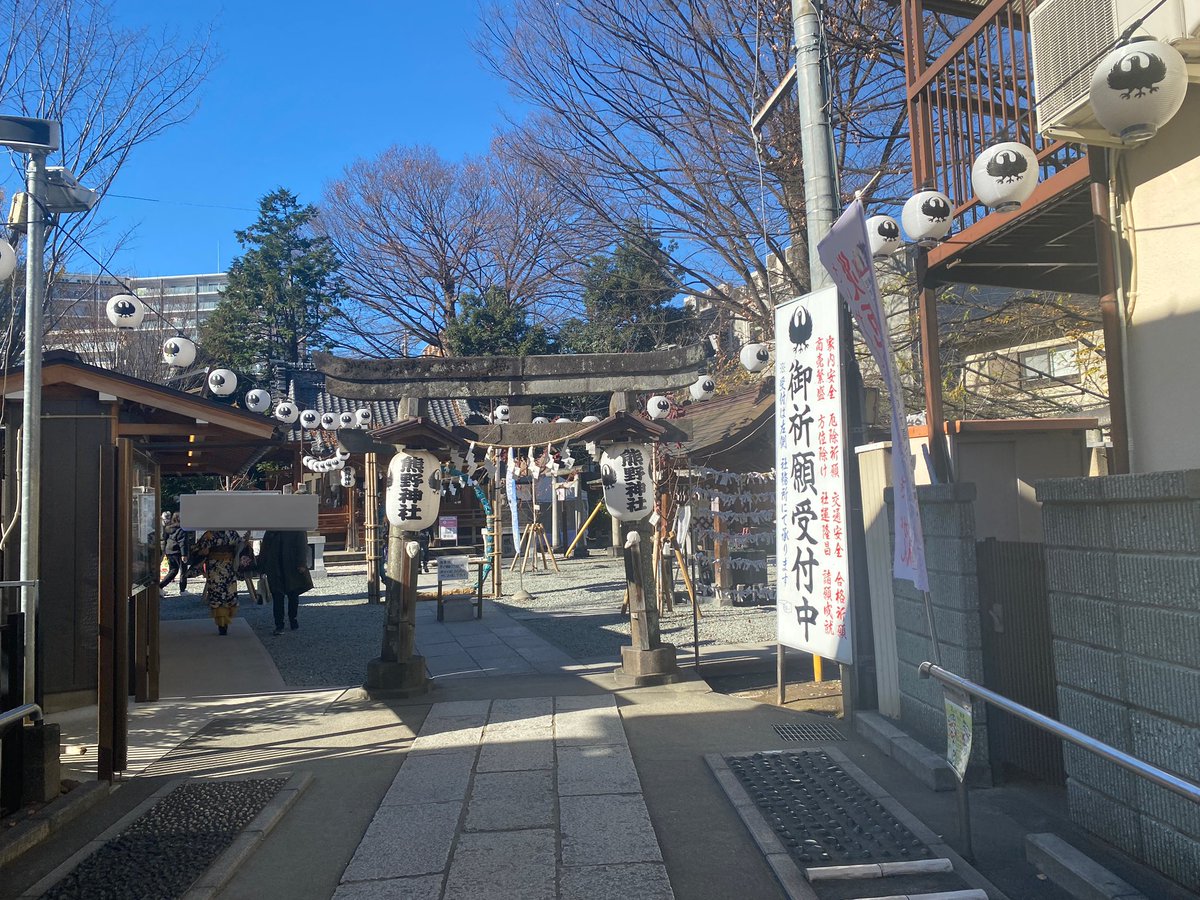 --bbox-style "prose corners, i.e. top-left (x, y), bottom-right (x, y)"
top-left (102, 192), bottom-right (257, 213)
